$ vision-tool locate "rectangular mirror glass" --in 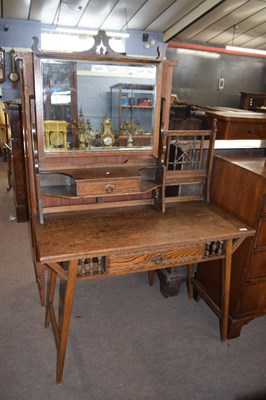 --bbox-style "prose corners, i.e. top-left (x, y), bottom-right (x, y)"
top-left (39, 58), bottom-right (157, 153)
